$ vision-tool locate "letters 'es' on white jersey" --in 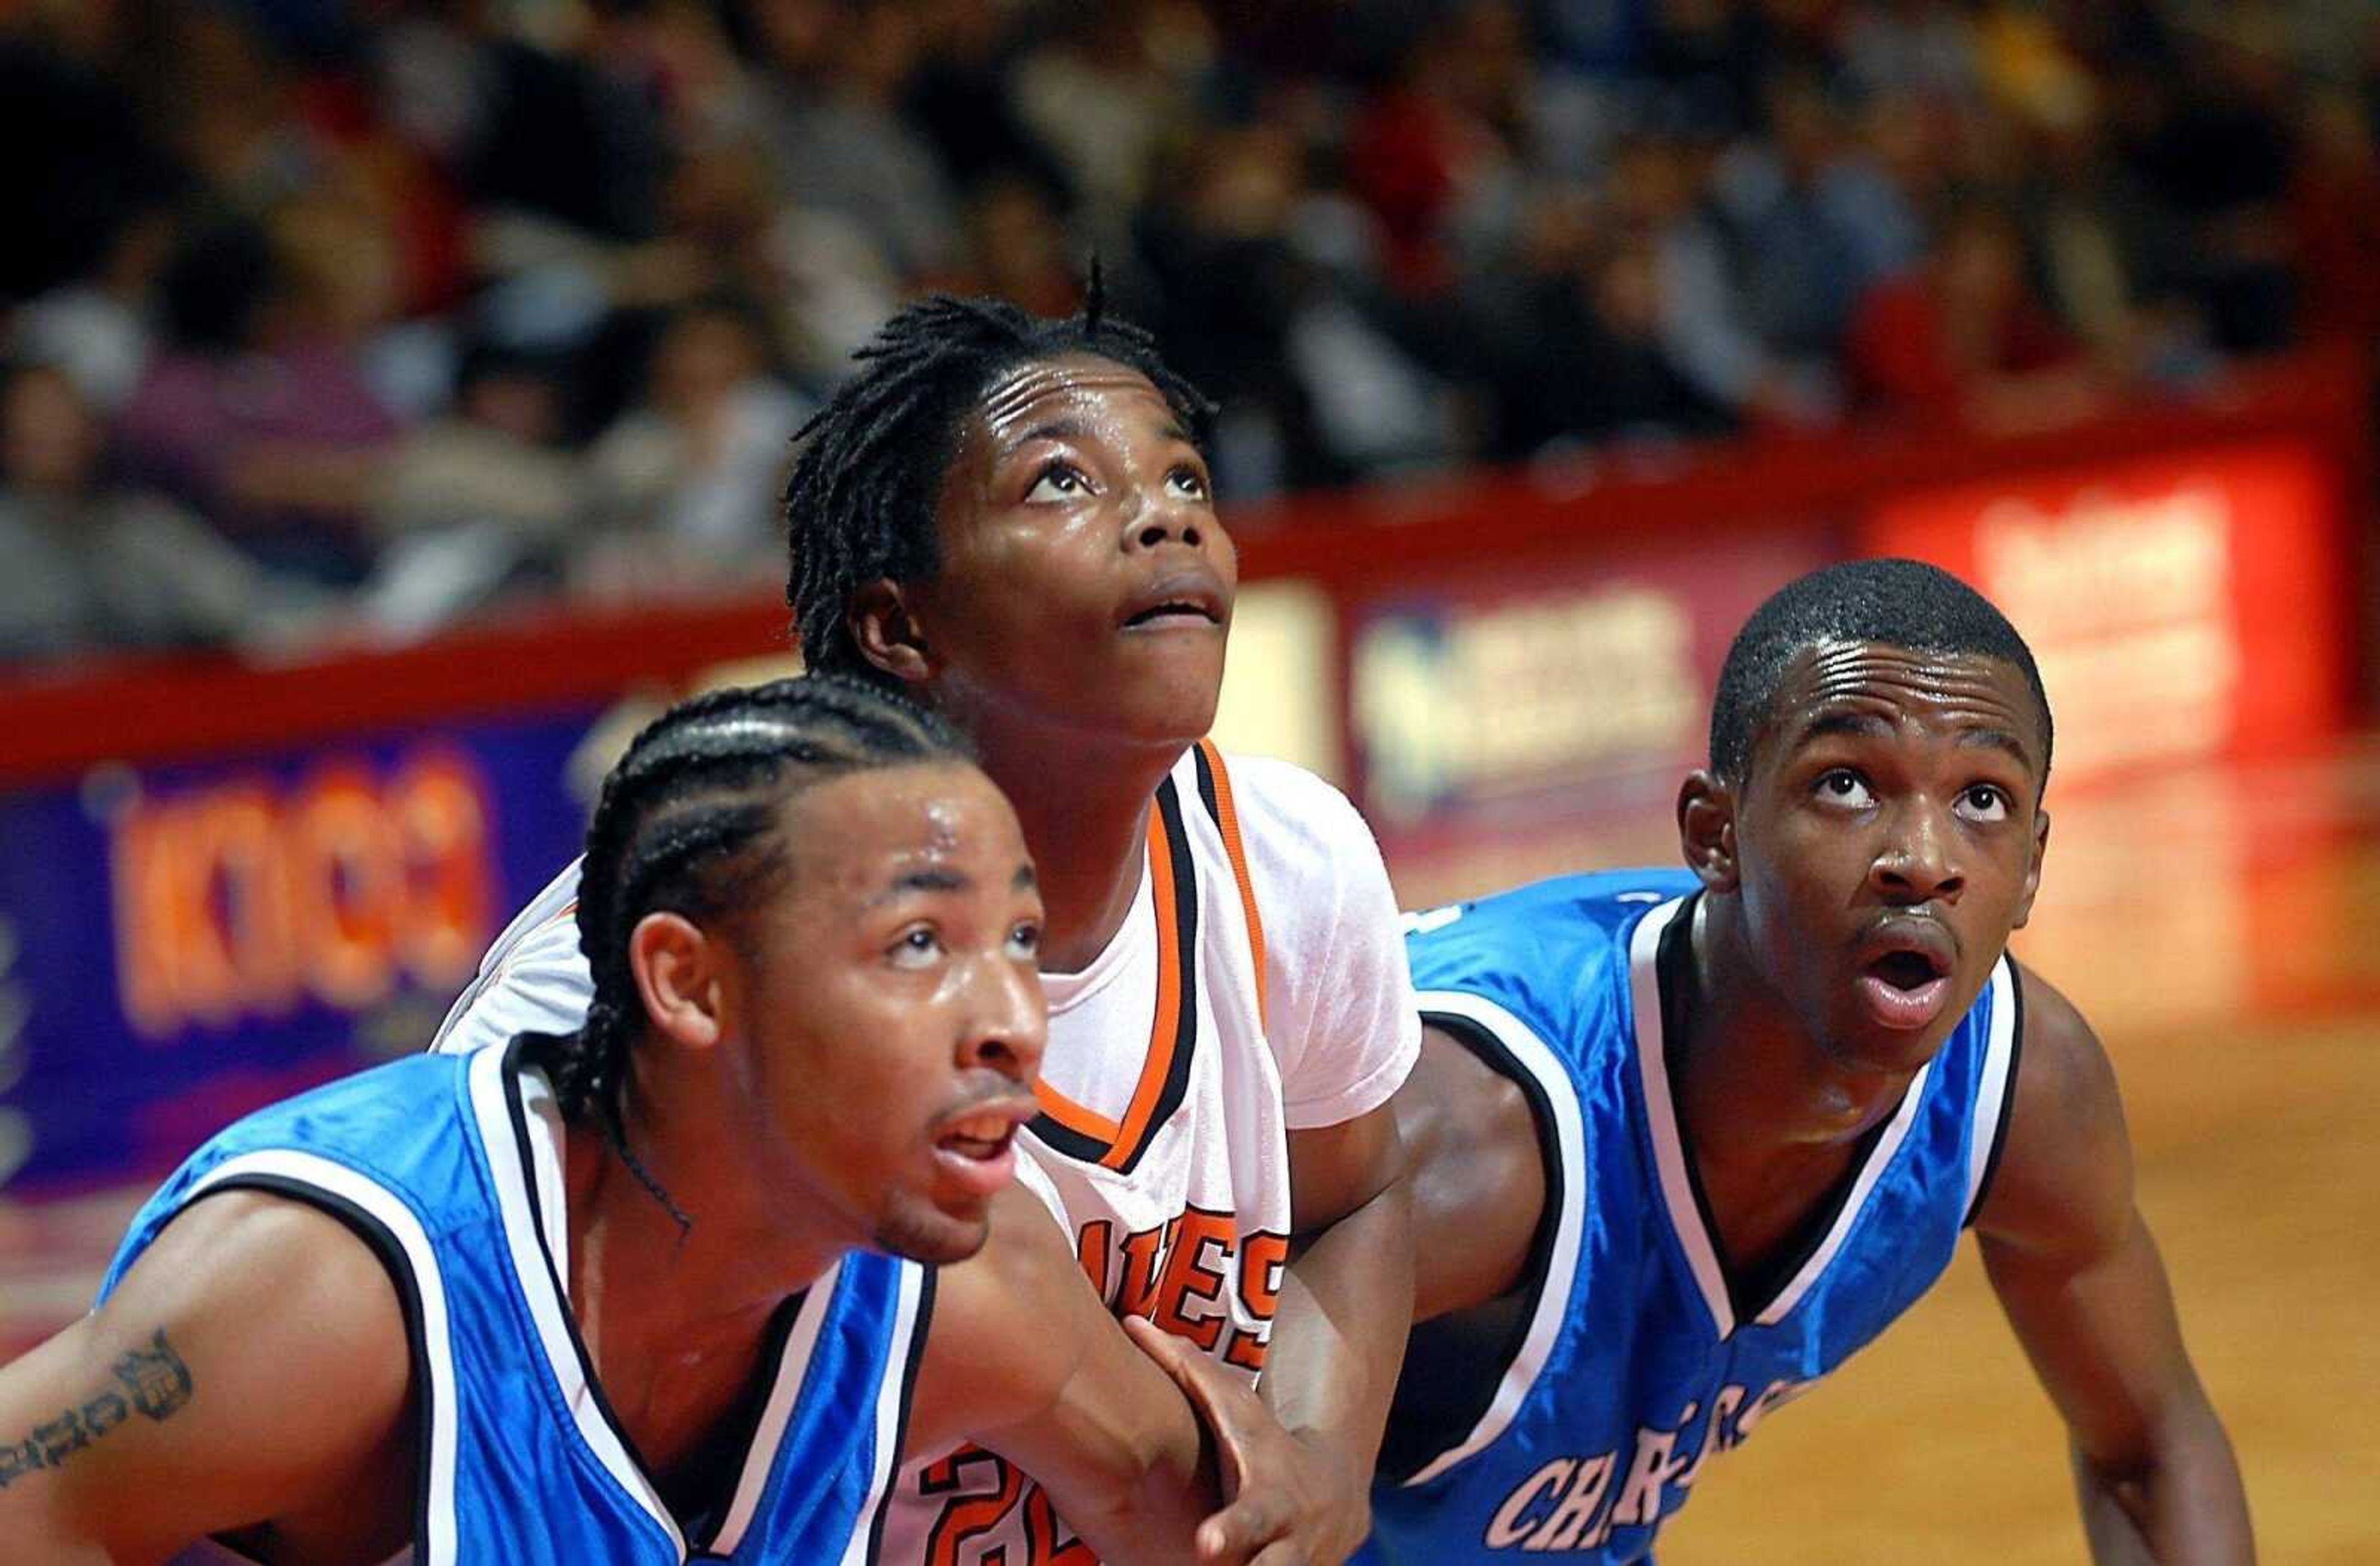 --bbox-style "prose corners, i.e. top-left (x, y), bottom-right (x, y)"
top-left (430, 741), bottom-right (1421, 1565)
